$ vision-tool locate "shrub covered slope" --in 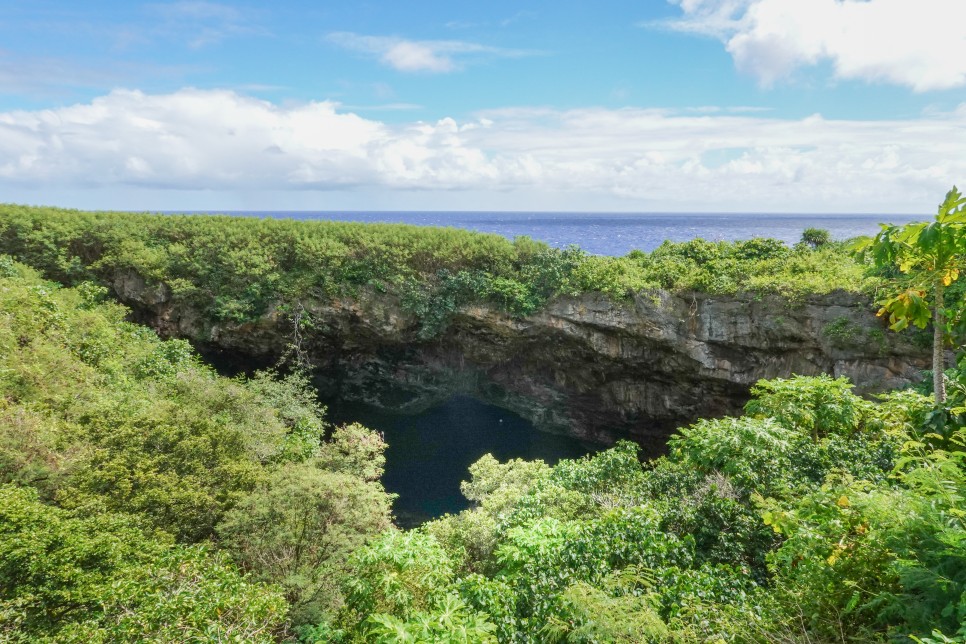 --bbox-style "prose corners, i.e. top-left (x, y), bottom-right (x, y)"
top-left (0, 205), bottom-right (873, 337)
top-left (0, 257), bottom-right (394, 640)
